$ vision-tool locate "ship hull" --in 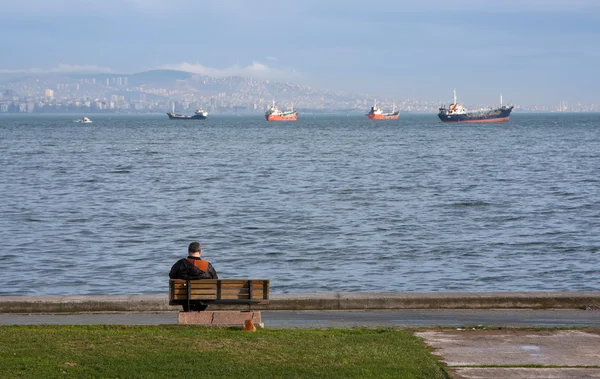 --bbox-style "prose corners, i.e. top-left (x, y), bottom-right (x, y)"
top-left (439, 116), bottom-right (511, 123)
top-left (438, 107), bottom-right (513, 123)
top-left (167, 112), bottom-right (207, 120)
top-left (367, 113), bottom-right (399, 120)
top-left (266, 114), bottom-right (298, 121)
